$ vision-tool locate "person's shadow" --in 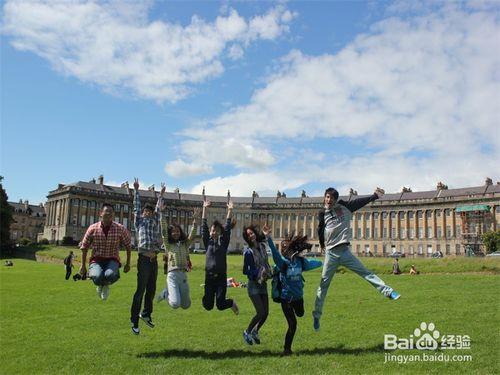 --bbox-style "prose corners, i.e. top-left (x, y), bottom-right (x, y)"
top-left (138, 344), bottom-right (385, 359)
